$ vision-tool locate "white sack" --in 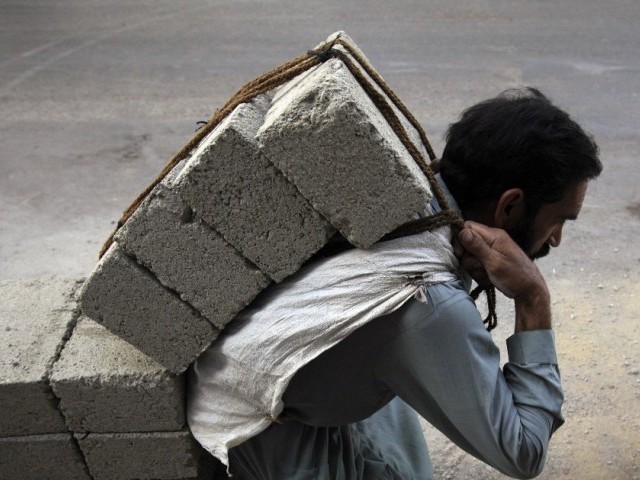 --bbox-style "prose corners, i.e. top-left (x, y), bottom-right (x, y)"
top-left (187, 223), bottom-right (460, 466)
